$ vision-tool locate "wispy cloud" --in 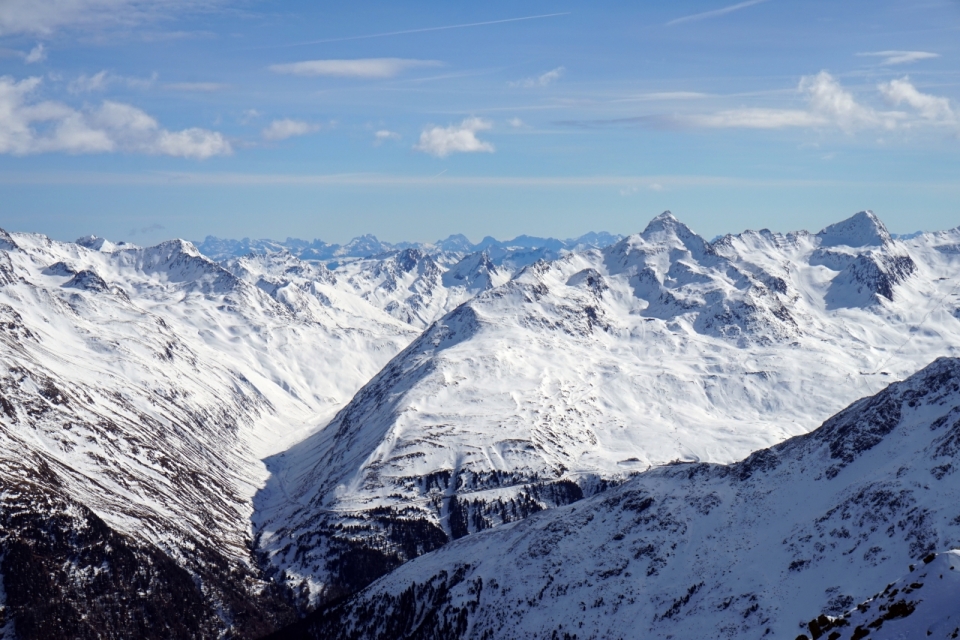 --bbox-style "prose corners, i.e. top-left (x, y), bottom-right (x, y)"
top-left (685, 72), bottom-right (897, 130)
top-left (261, 119), bottom-right (321, 141)
top-left (374, 129), bottom-right (401, 145)
top-left (68, 70), bottom-right (156, 93)
top-left (667, 0), bottom-right (770, 26)
top-left (857, 50), bottom-right (940, 66)
top-left (612, 91), bottom-right (710, 103)
top-left (560, 72), bottom-right (956, 134)
top-left (414, 117), bottom-right (494, 157)
top-left (24, 43), bottom-right (45, 63)
top-left (164, 81), bottom-right (229, 92)
top-left (0, 0), bottom-right (225, 36)
top-left (269, 58), bottom-right (441, 79)
top-left (683, 72), bottom-right (956, 132)
top-left (509, 66), bottom-right (564, 88)
top-left (254, 12), bottom-right (571, 49)
top-left (0, 76), bottom-right (230, 158)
